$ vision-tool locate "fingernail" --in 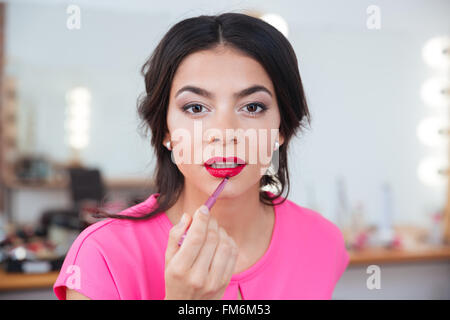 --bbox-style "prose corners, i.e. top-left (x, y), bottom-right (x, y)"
top-left (199, 205), bottom-right (209, 215)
